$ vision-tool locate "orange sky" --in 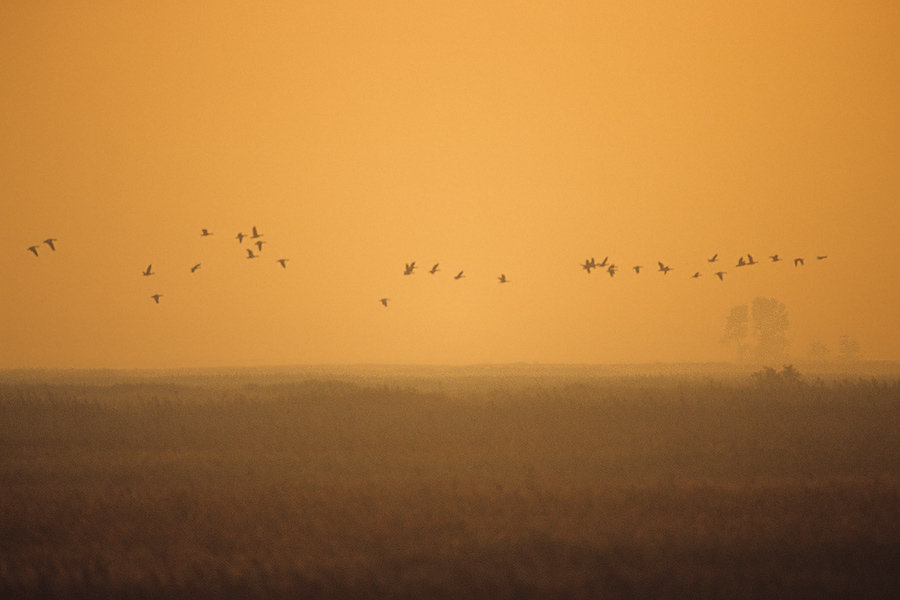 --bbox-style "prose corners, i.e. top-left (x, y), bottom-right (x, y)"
top-left (2, 1), bottom-right (899, 369)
